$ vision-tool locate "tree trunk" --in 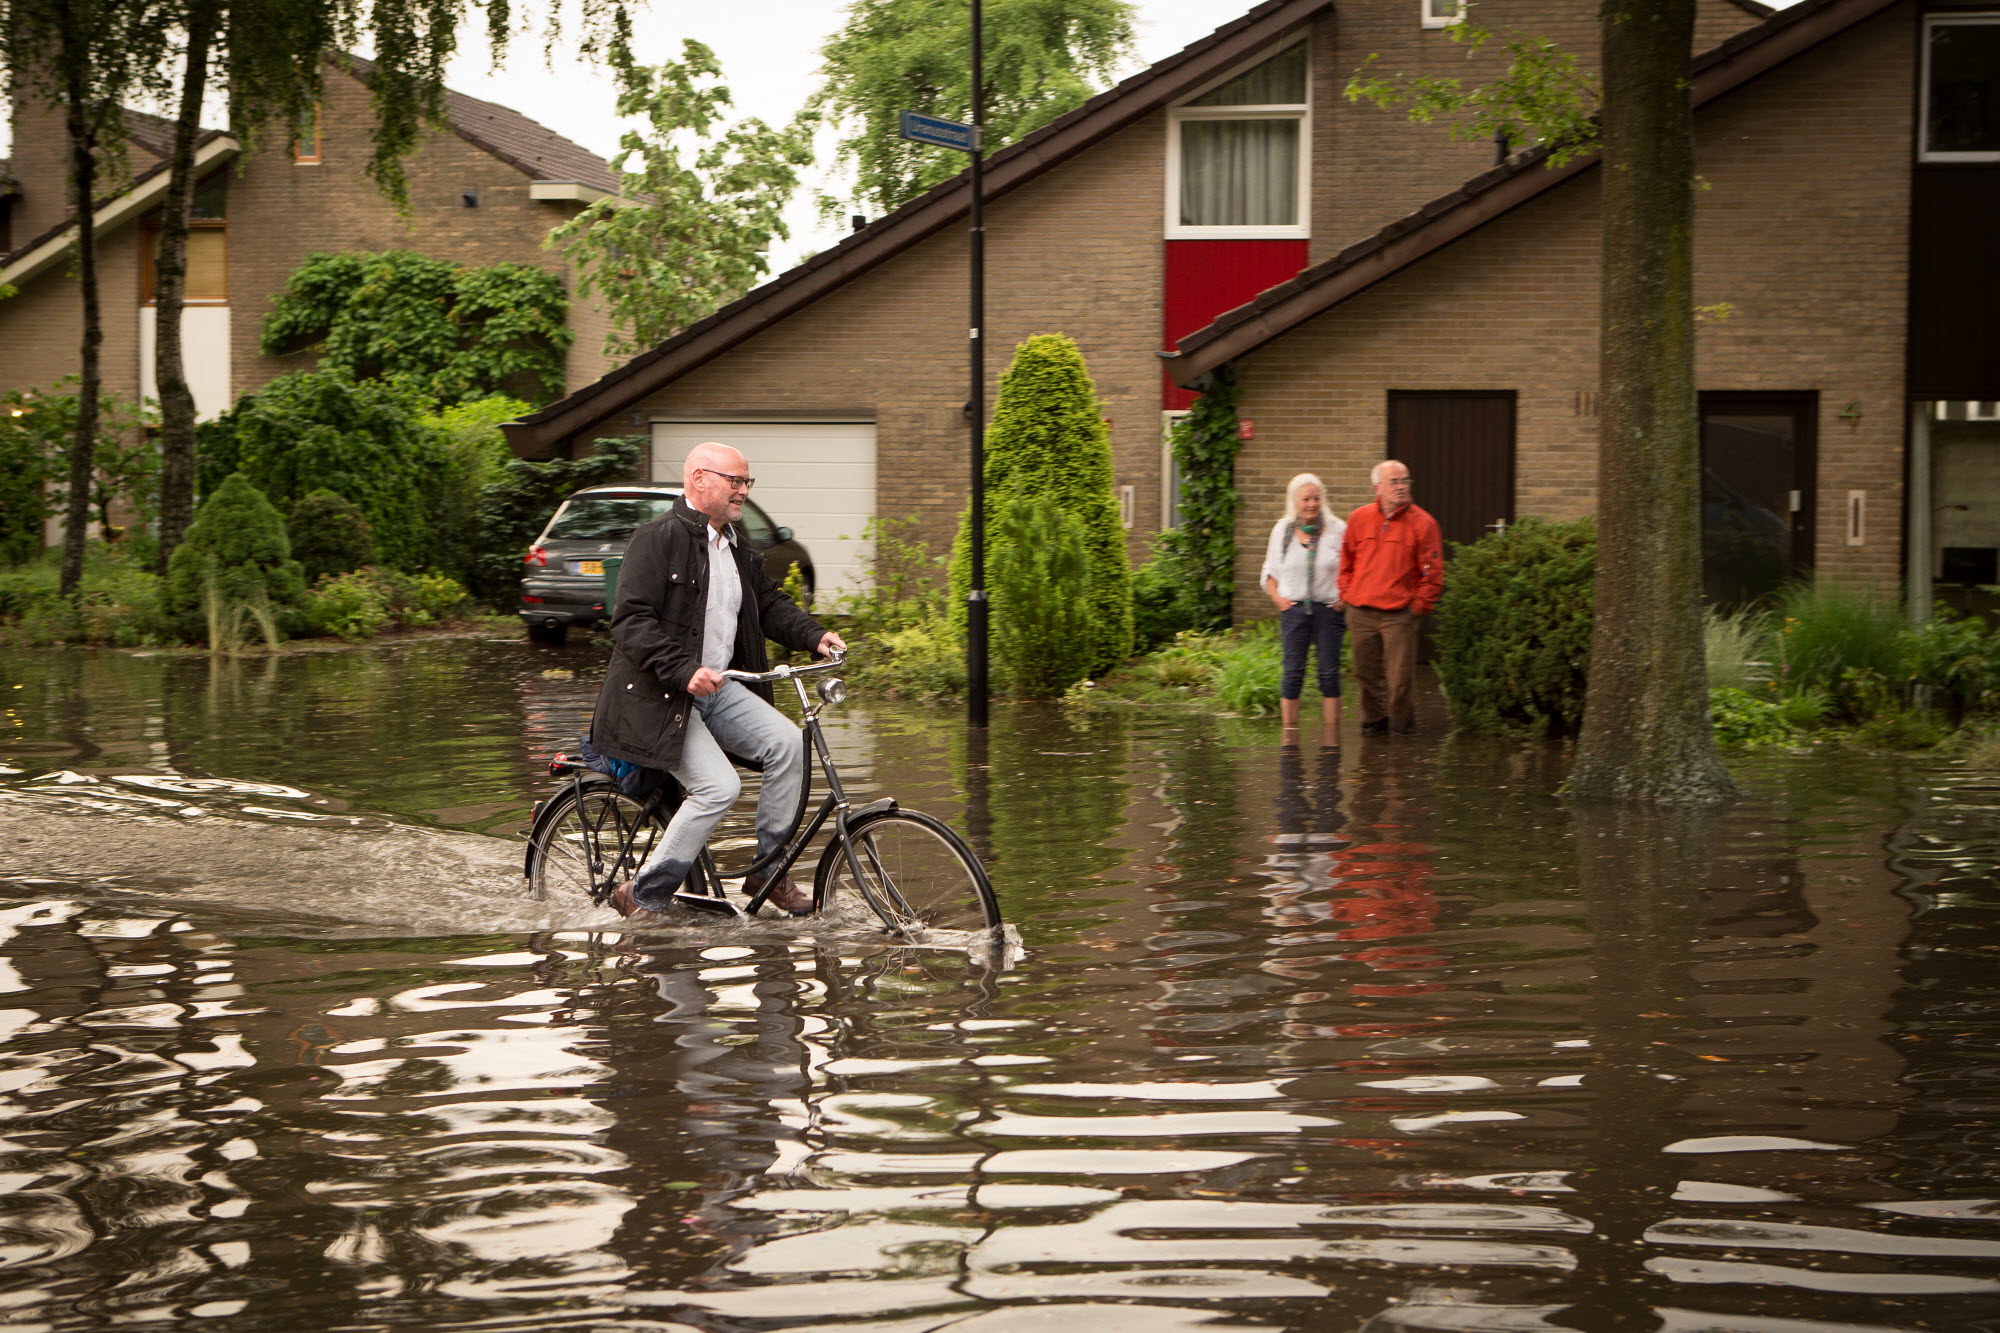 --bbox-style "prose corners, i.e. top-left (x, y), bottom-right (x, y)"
top-left (154, 1), bottom-right (219, 576)
top-left (1566, 0), bottom-right (1736, 805)
top-left (58, 55), bottom-right (102, 602)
